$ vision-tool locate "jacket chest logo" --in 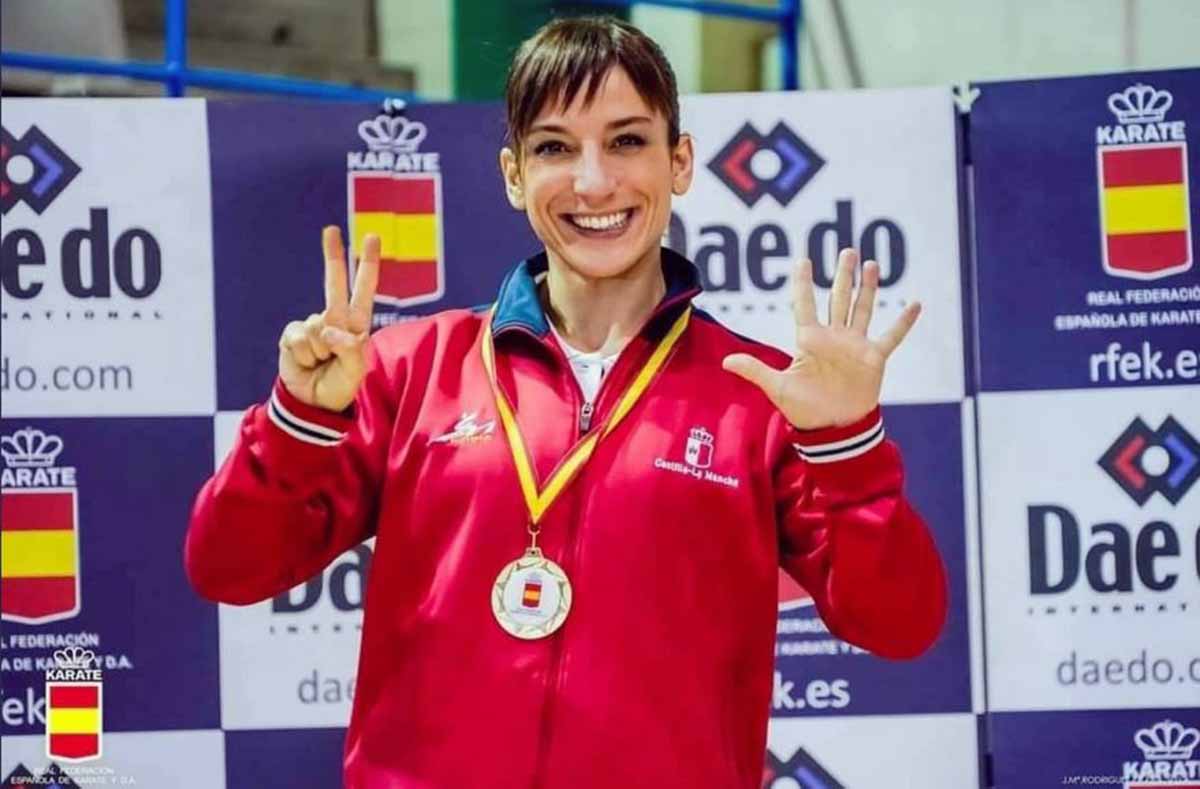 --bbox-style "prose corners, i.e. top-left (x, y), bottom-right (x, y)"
top-left (653, 426), bottom-right (740, 489)
top-left (428, 412), bottom-right (496, 446)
